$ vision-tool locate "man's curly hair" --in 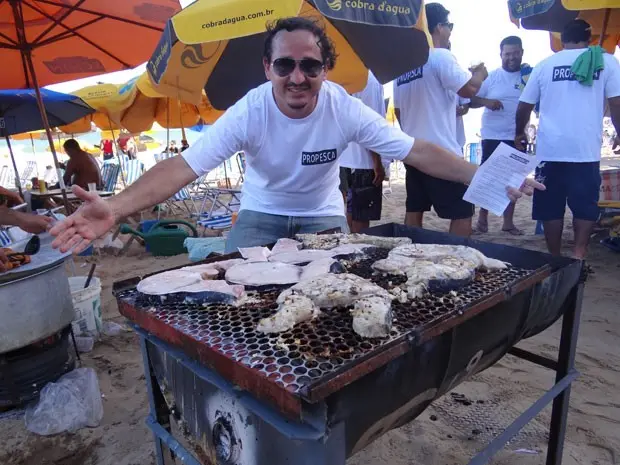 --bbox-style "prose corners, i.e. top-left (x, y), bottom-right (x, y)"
top-left (263, 17), bottom-right (337, 71)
